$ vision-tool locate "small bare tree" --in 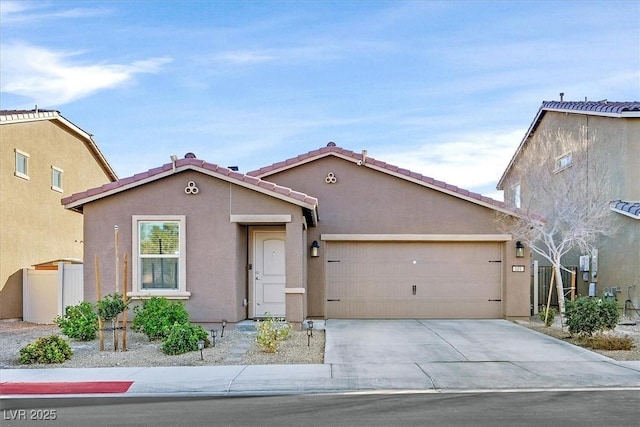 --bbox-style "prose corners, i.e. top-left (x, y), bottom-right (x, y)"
top-left (500, 127), bottom-right (617, 314)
